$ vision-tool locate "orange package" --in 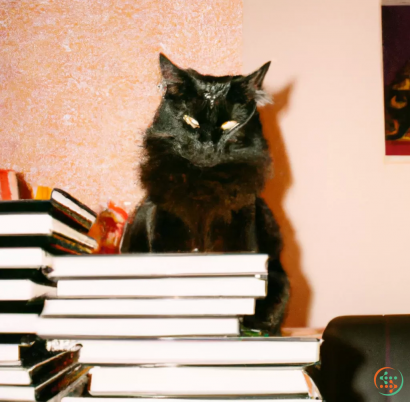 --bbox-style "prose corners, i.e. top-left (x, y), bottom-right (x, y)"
top-left (88, 201), bottom-right (128, 254)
